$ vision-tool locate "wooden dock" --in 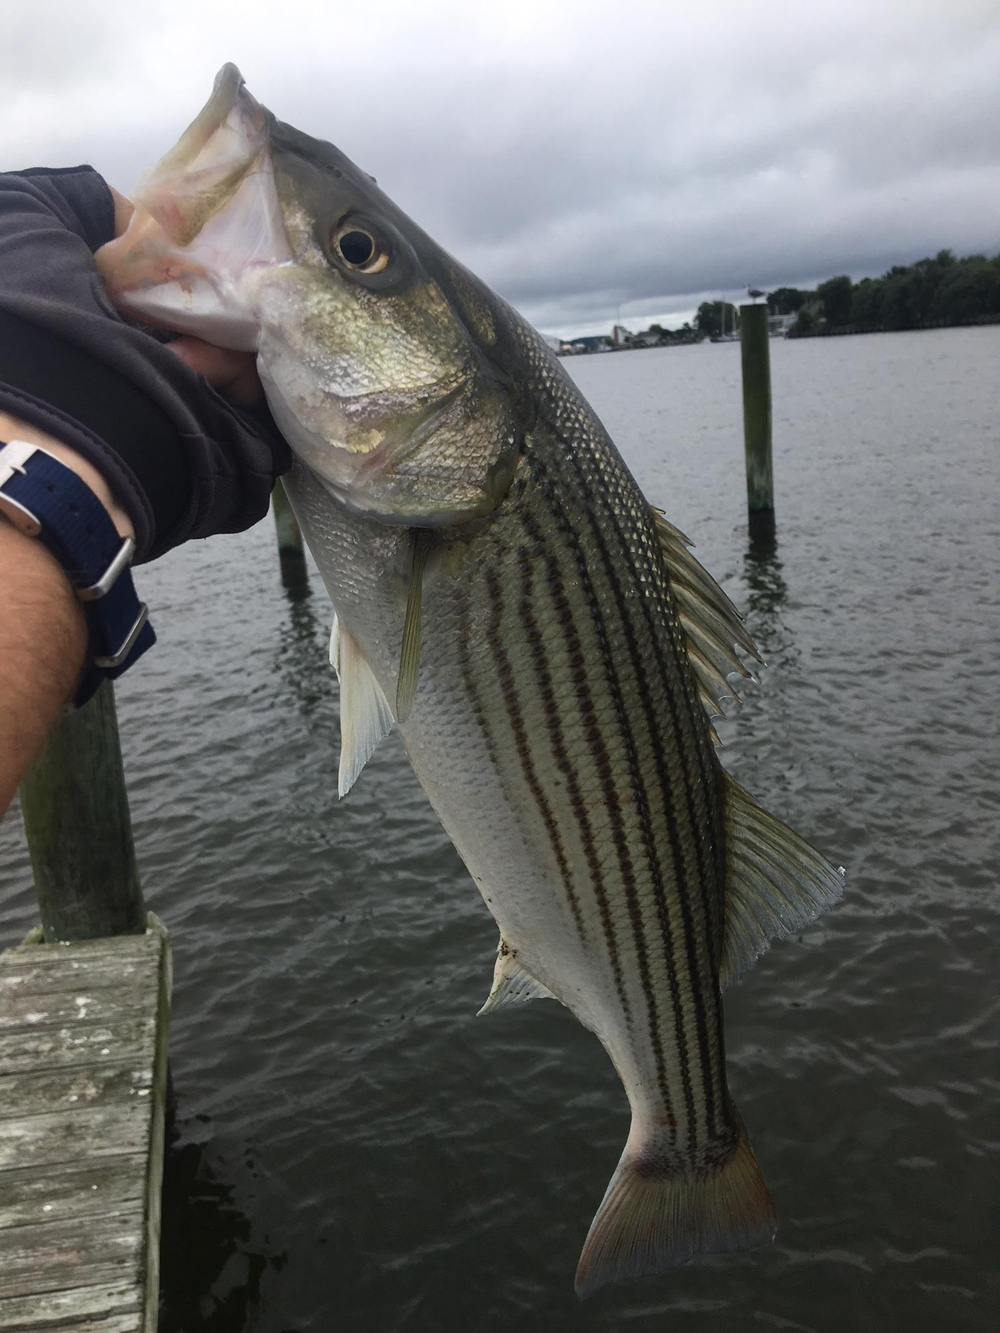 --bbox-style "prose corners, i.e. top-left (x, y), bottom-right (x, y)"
top-left (0, 918), bottom-right (171, 1332)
